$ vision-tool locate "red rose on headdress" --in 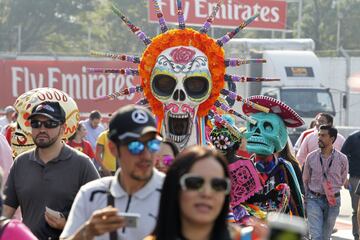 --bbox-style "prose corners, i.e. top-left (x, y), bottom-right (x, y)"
top-left (170, 47), bottom-right (196, 65)
top-left (215, 121), bottom-right (222, 128)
